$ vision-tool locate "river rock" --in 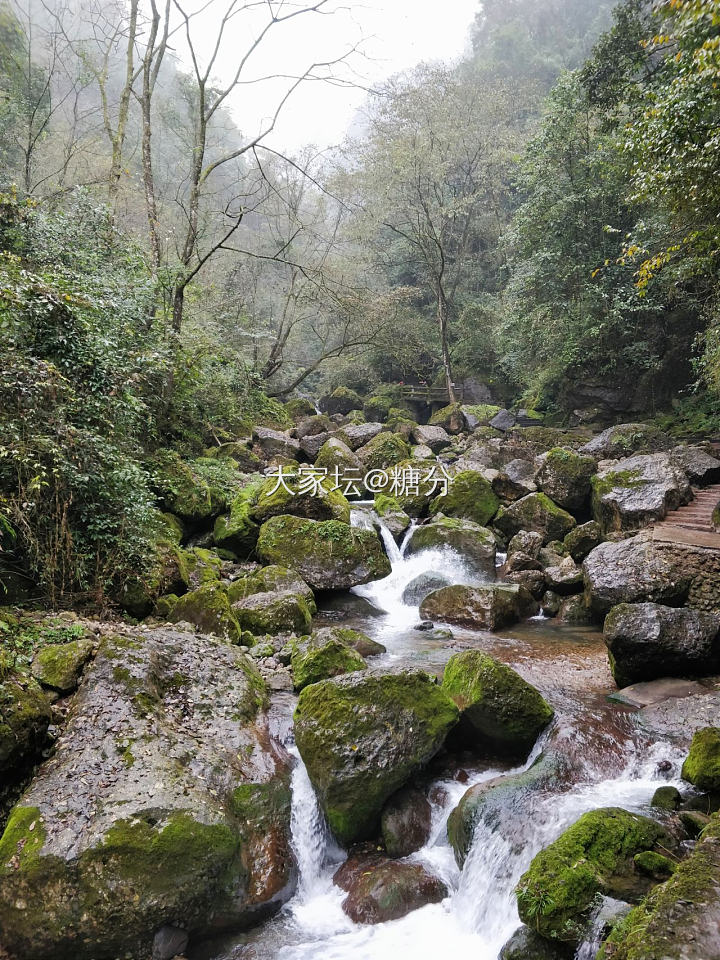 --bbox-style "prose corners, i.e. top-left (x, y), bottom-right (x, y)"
top-left (599, 812), bottom-right (720, 960)
top-left (293, 669), bottom-right (458, 846)
top-left (535, 447), bottom-right (596, 512)
top-left (407, 516), bottom-right (497, 576)
top-left (290, 632), bottom-right (367, 691)
top-left (356, 432), bottom-right (411, 471)
top-left (321, 387), bottom-right (363, 416)
top-left (314, 437), bottom-right (363, 476)
top-left (374, 494), bottom-right (411, 539)
top-left (420, 583), bottom-right (534, 631)
top-left (544, 556), bottom-right (584, 595)
top-left (31, 637), bottom-right (94, 693)
top-left (563, 521), bottom-right (602, 562)
top-left (682, 727), bottom-right (720, 791)
top-left (402, 572), bottom-right (453, 606)
top-left (335, 422), bottom-right (382, 450)
top-left (306, 625), bottom-right (385, 658)
top-left (504, 569), bottom-right (547, 599)
top-left (591, 453), bottom-right (691, 533)
top-left (582, 537), bottom-right (694, 616)
top-left (295, 414), bottom-right (332, 439)
top-left (166, 582), bottom-right (242, 641)
top-left (228, 564), bottom-right (316, 611)
top-left (603, 602), bottom-right (720, 686)
top-left (516, 807), bottom-right (672, 943)
top-left (231, 589), bottom-right (313, 636)
top-left (508, 530), bottom-right (543, 560)
top-left (494, 493), bottom-right (576, 545)
top-left (381, 785), bottom-right (432, 857)
top-left (0, 630), bottom-right (294, 960)
top-left (430, 469), bottom-right (500, 526)
top-left (412, 424), bottom-right (452, 452)
top-left (429, 402), bottom-right (466, 434)
top-left (442, 650), bottom-right (553, 757)
top-left (252, 426), bottom-right (301, 460)
top-left (251, 473), bottom-right (351, 524)
top-left (491, 458), bottom-right (538, 501)
top-left (0, 674), bottom-right (51, 778)
top-left (670, 443), bottom-right (720, 485)
top-left (500, 925), bottom-right (573, 960)
top-left (580, 423), bottom-right (672, 459)
top-left (256, 516), bottom-right (391, 591)
top-left (556, 594), bottom-right (592, 624)
top-left (333, 852), bottom-right (447, 924)
top-left (505, 550), bottom-right (542, 572)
